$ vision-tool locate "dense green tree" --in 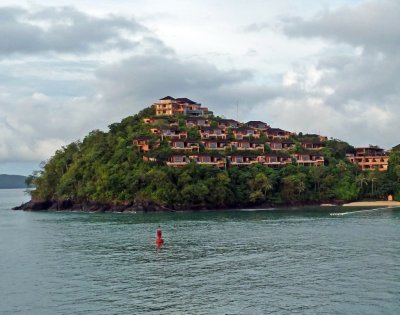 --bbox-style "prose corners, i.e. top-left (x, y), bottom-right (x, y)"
top-left (281, 173), bottom-right (307, 203)
top-left (335, 176), bottom-right (359, 201)
top-left (248, 173), bottom-right (273, 203)
top-left (27, 105), bottom-right (400, 208)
